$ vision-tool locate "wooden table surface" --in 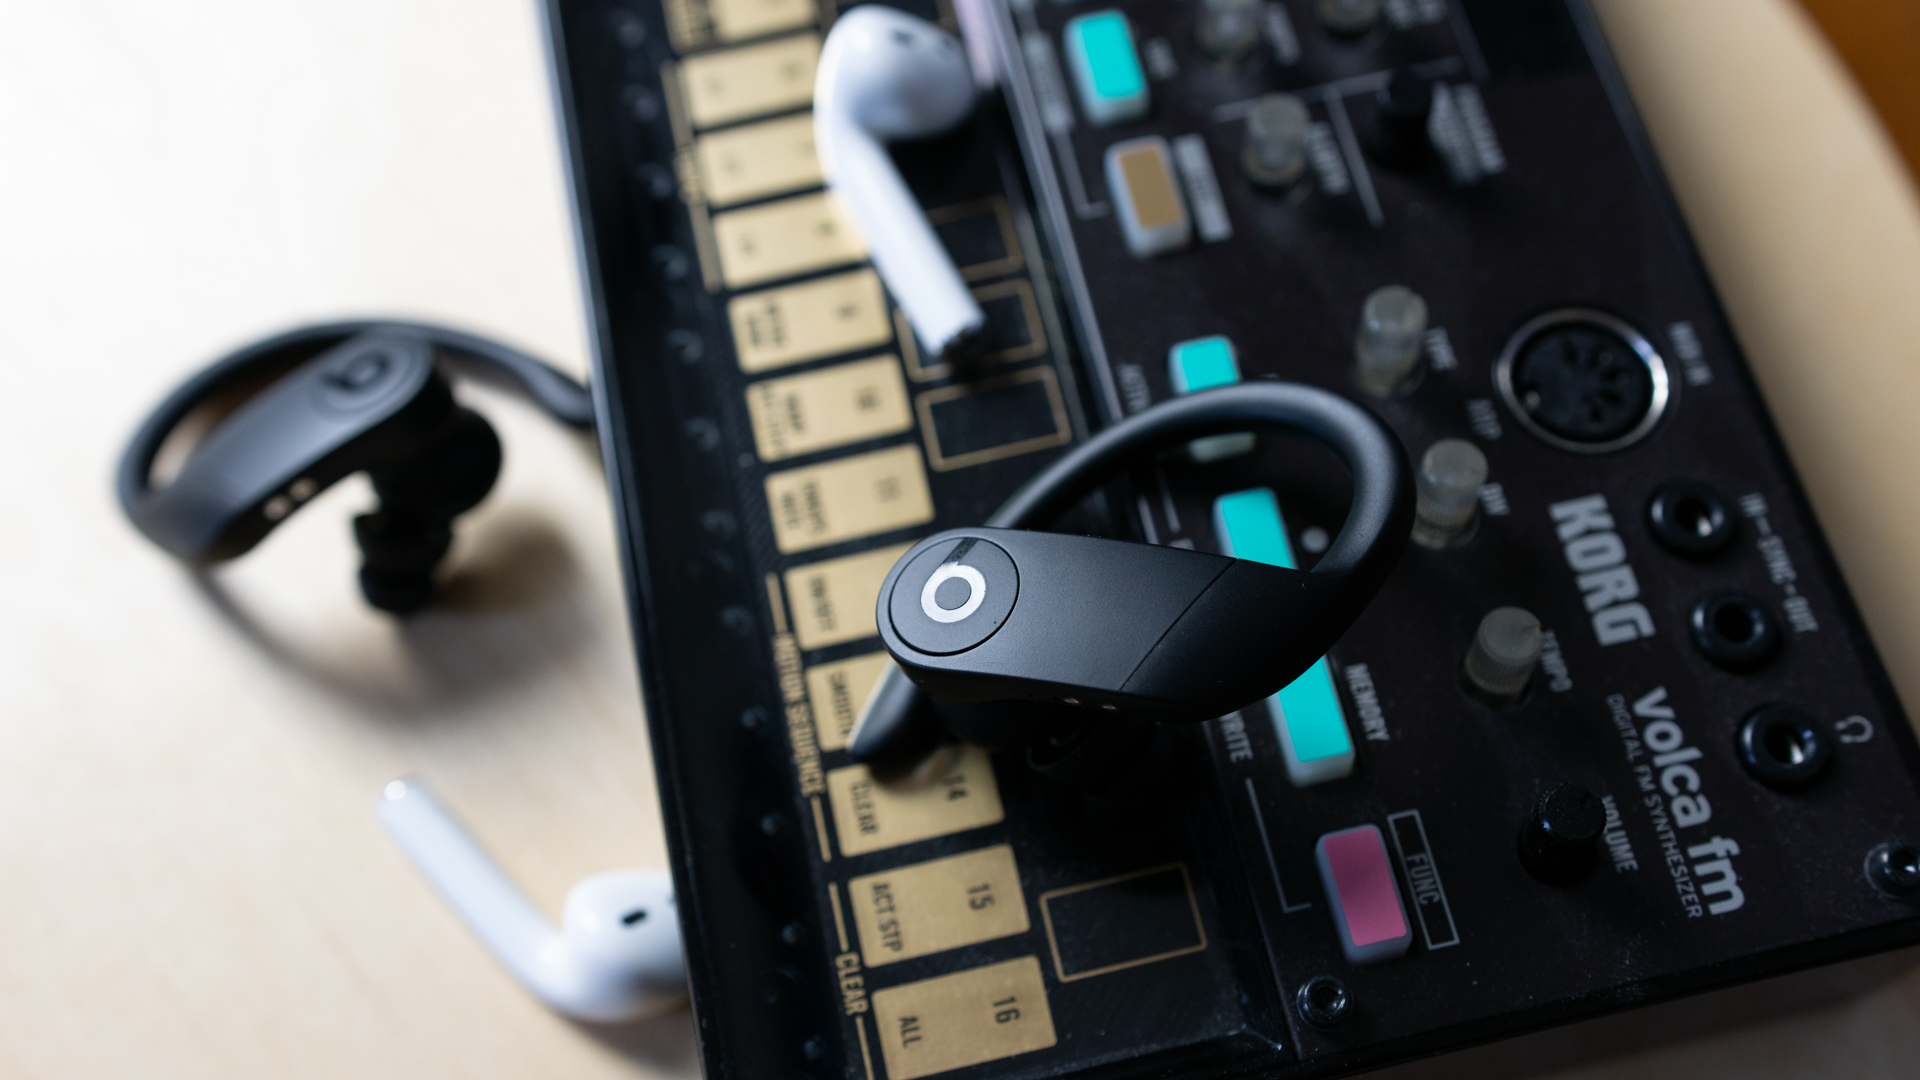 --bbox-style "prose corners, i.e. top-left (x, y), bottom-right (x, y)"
top-left (3, 1), bottom-right (1918, 1077)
